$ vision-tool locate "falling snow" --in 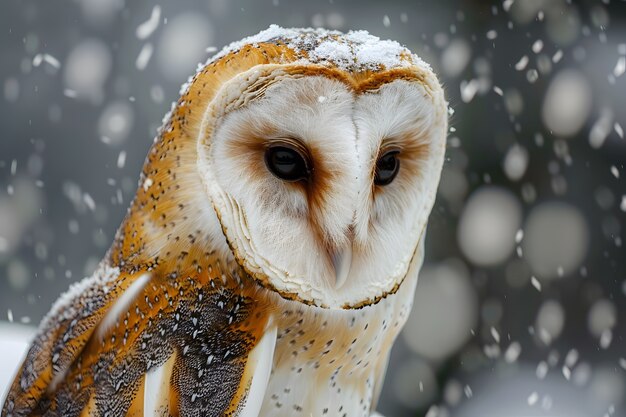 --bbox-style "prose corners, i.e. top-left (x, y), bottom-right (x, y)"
top-left (1, 2), bottom-right (625, 417)
top-left (135, 43), bottom-right (154, 71)
top-left (613, 56), bottom-right (625, 78)
top-left (136, 5), bottom-right (162, 40)
top-left (32, 53), bottom-right (61, 69)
